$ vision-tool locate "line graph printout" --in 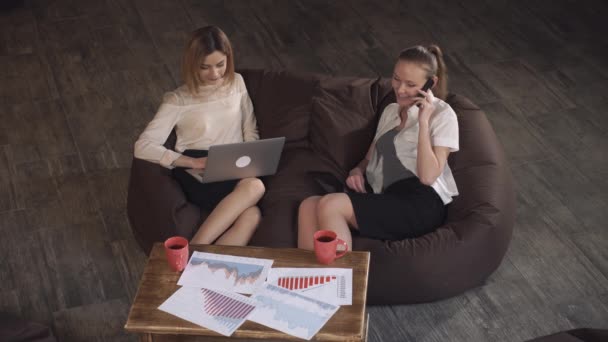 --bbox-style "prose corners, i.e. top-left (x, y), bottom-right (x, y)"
top-left (158, 287), bottom-right (257, 336)
top-left (249, 283), bottom-right (339, 340)
top-left (266, 268), bottom-right (353, 305)
top-left (177, 252), bottom-right (273, 294)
